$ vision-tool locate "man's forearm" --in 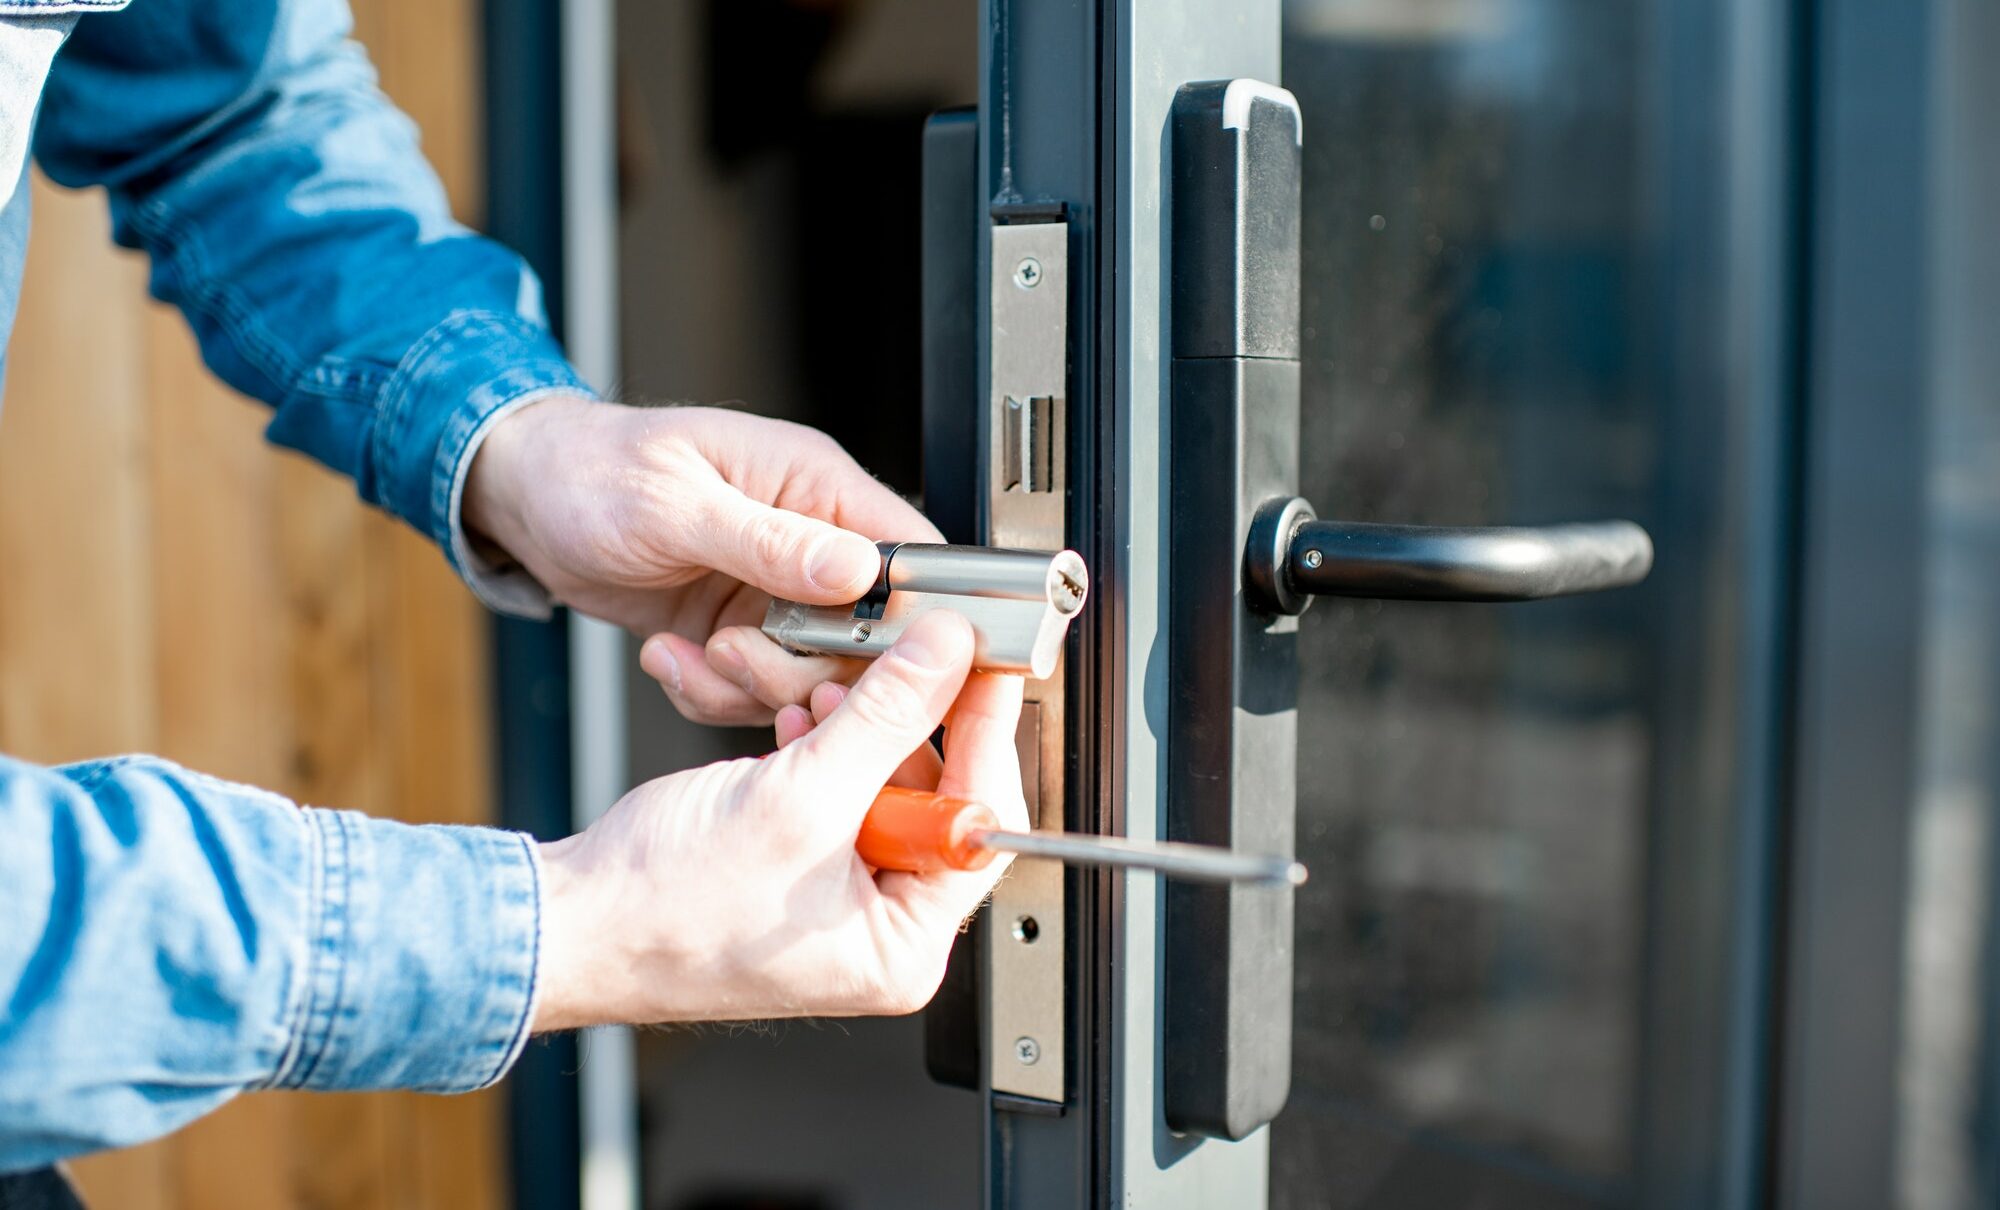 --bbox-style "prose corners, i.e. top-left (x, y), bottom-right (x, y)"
top-left (34, 1), bottom-right (593, 606)
top-left (0, 755), bottom-right (539, 1173)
